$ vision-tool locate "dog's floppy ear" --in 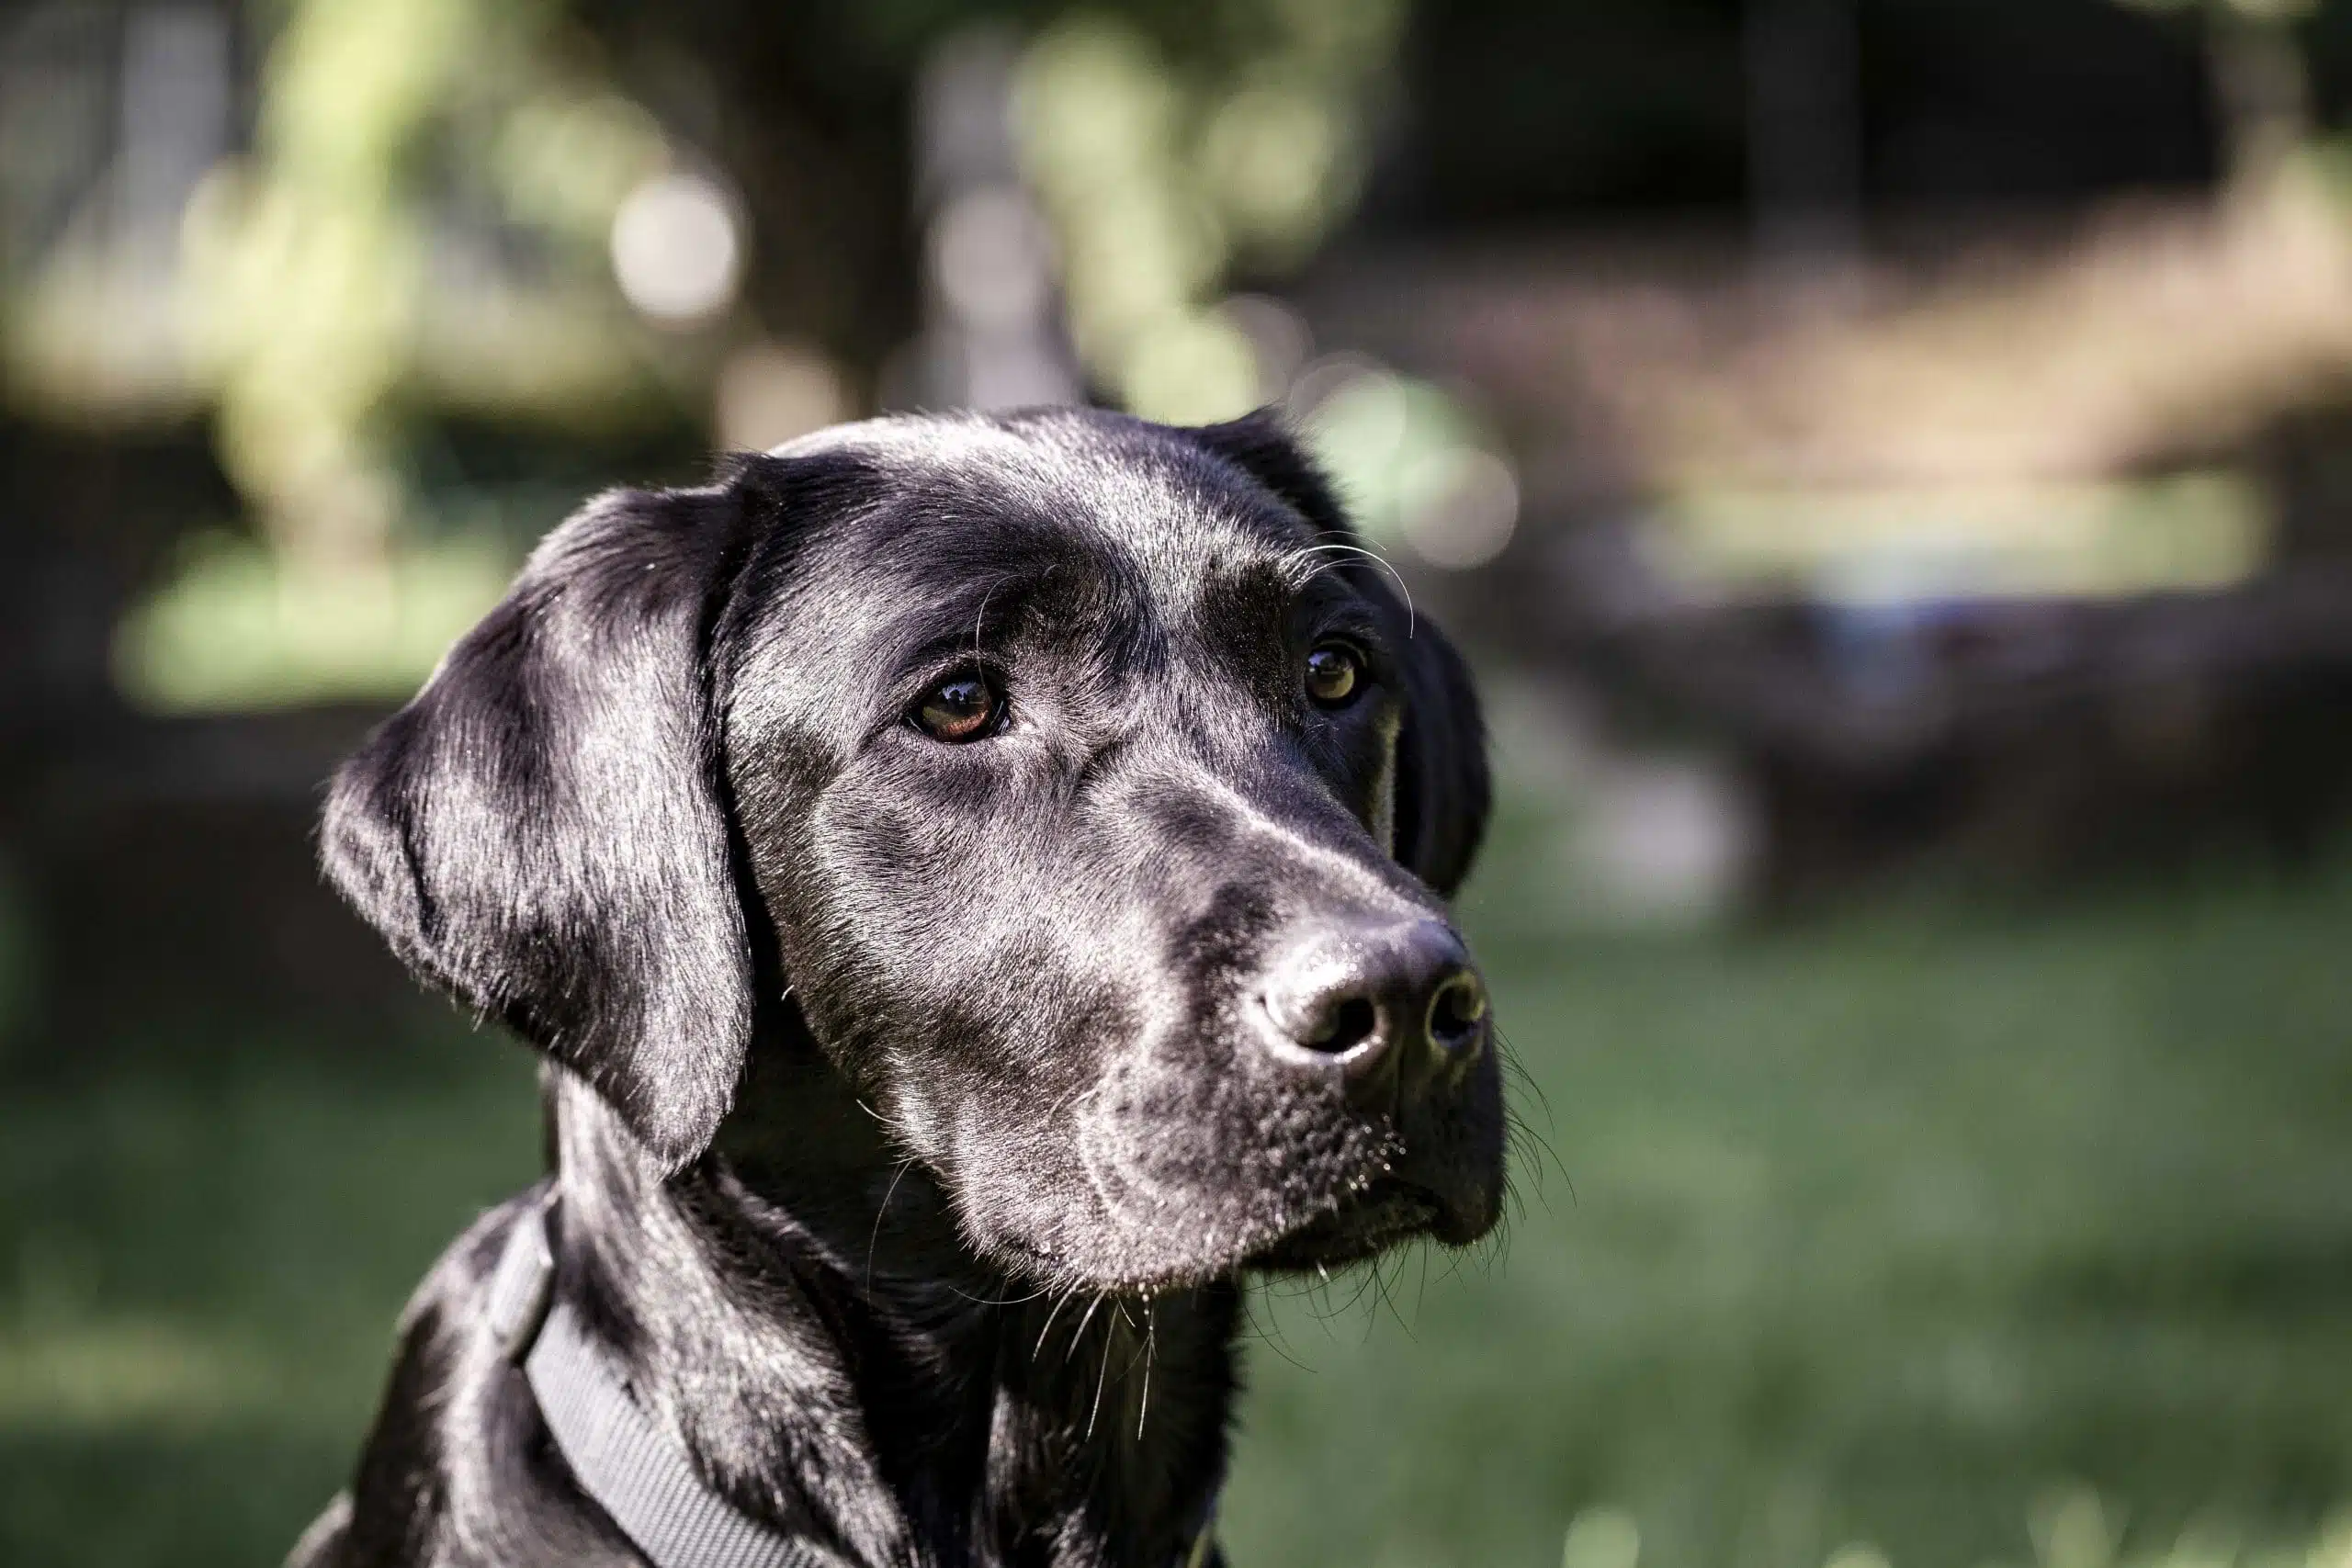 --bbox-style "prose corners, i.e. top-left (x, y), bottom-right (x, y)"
top-left (321, 480), bottom-right (760, 1171)
top-left (1192, 408), bottom-right (1492, 897)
